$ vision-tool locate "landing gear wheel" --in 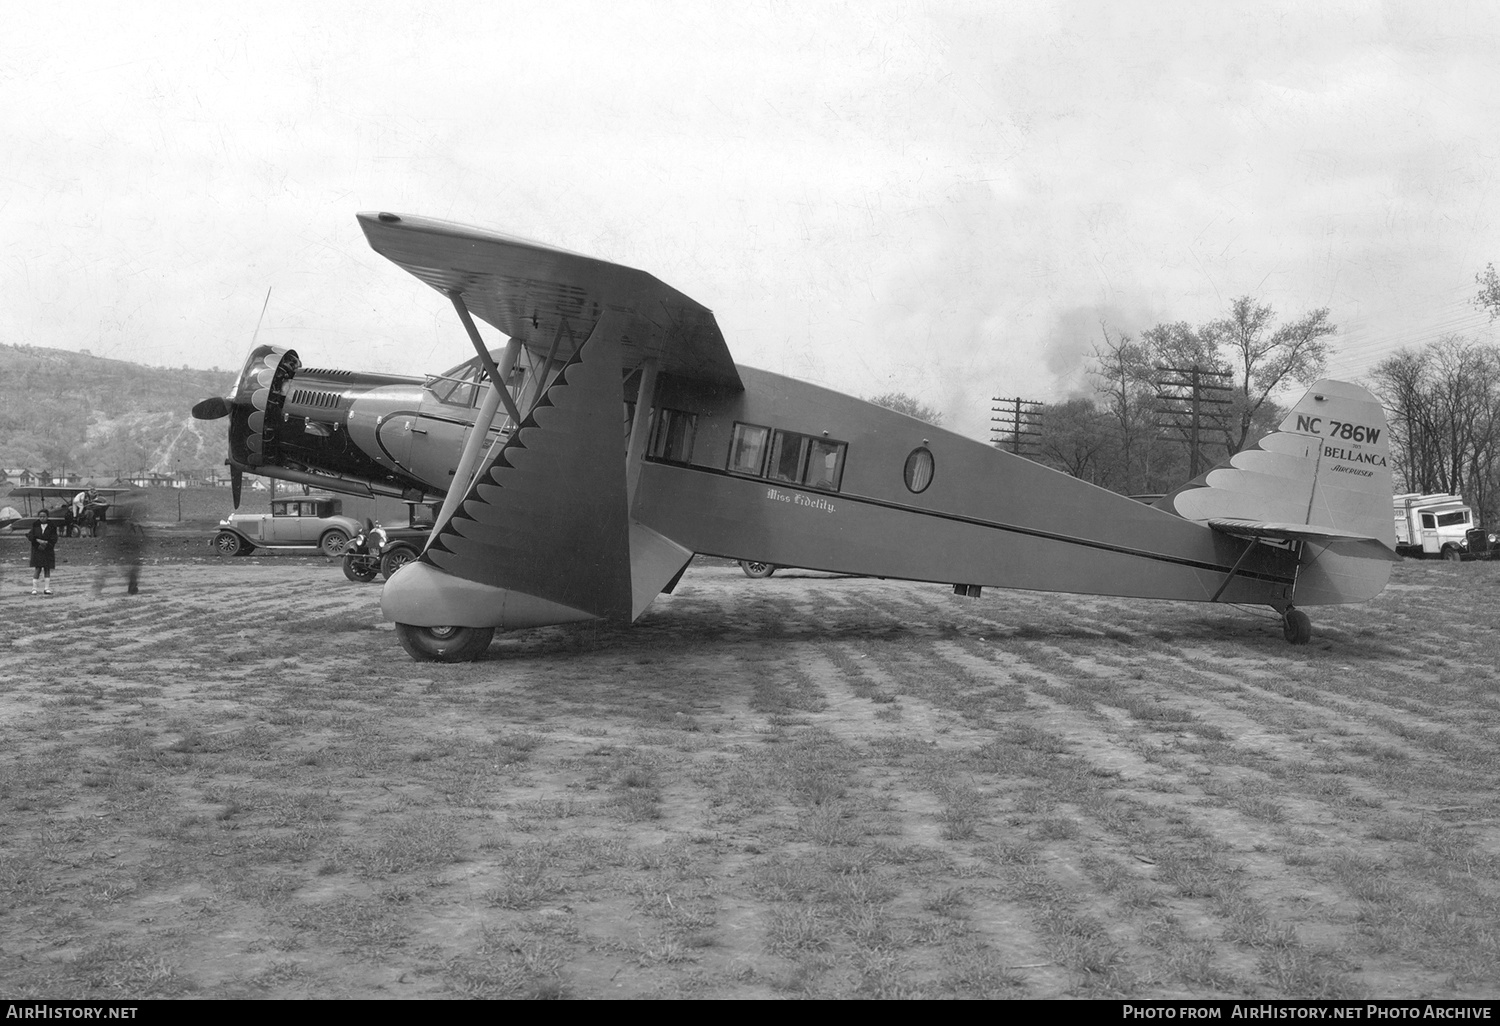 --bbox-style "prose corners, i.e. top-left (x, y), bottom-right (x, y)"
top-left (394, 623), bottom-right (495, 662)
top-left (213, 531), bottom-right (242, 557)
top-left (319, 529), bottom-right (350, 557)
top-left (380, 546), bottom-right (417, 579)
top-left (739, 560), bottom-right (776, 578)
top-left (1282, 607), bottom-right (1312, 645)
top-left (342, 553), bottom-right (379, 583)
